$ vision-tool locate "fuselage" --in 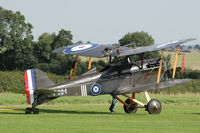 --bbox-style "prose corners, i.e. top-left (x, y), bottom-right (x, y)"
top-left (45, 62), bottom-right (158, 97)
top-left (36, 59), bottom-right (161, 105)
